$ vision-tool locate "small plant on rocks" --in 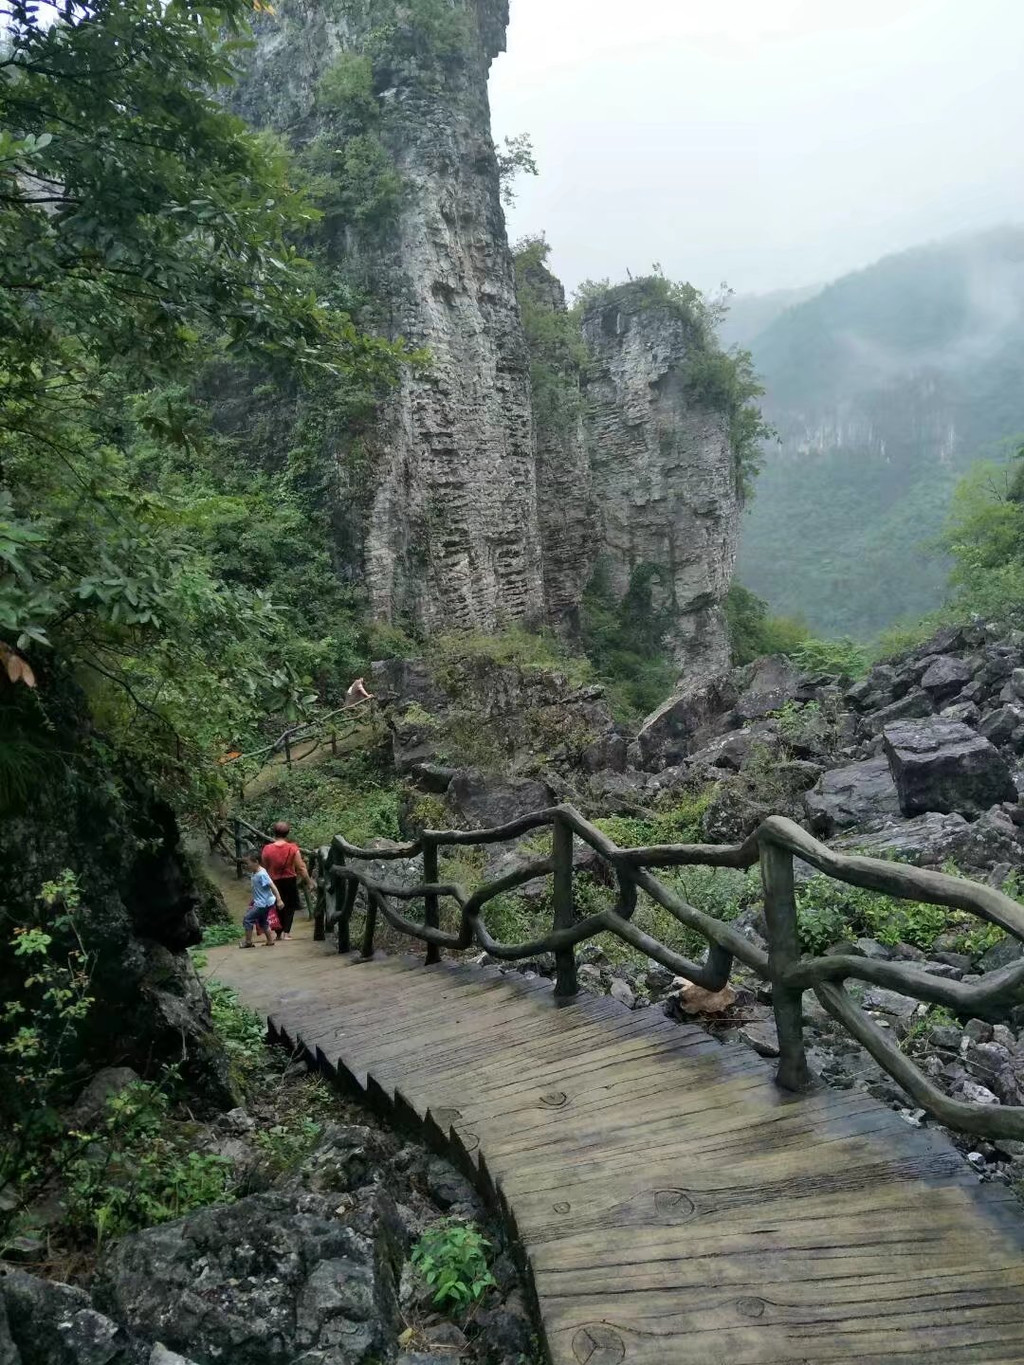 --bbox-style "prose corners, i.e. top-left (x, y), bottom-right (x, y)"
top-left (411, 1217), bottom-right (496, 1308)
